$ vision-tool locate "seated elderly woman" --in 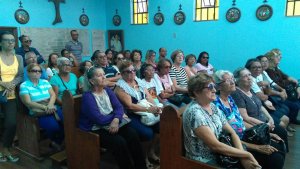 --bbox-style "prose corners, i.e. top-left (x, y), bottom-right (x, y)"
top-left (169, 50), bottom-right (191, 107)
top-left (184, 54), bottom-right (197, 78)
top-left (230, 68), bottom-right (289, 152)
top-left (182, 73), bottom-right (260, 169)
top-left (140, 64), bottom-right (163, 106)
top-left (245, 58), bottom-right (290, 131)
top-left (153, 58), bottom-right (176, 106)
top-left (265, 50), bottom-right (300, 124)
top-left (79, 66), bottom-right (146, 169)
top-left (115, 60), bottom-right (161, 168)
top-left (213, 70), bottom-right (286, 169)
top-left (20, 63), bottom-right (64, 150)
top-left (50, 57), bottom-right (78, 106)
top-left (78, 60), bottom-right (93, 93)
